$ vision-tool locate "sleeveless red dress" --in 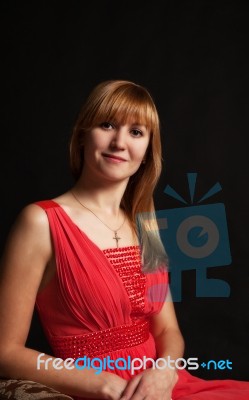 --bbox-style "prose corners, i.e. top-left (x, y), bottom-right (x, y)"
top-left (35, 200), bottom-right (249, 399)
